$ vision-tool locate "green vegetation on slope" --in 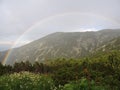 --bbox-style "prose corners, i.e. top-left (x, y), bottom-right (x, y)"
top-left (0, 72), bottom-right (108, 90)
top-left (0, 50), bottom-right (120, 90)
